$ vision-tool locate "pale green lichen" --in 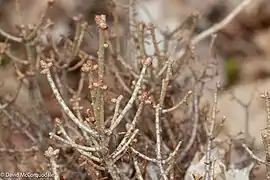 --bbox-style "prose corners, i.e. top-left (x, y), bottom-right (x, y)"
top-left (225, 58), bottom-right (240, 86)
